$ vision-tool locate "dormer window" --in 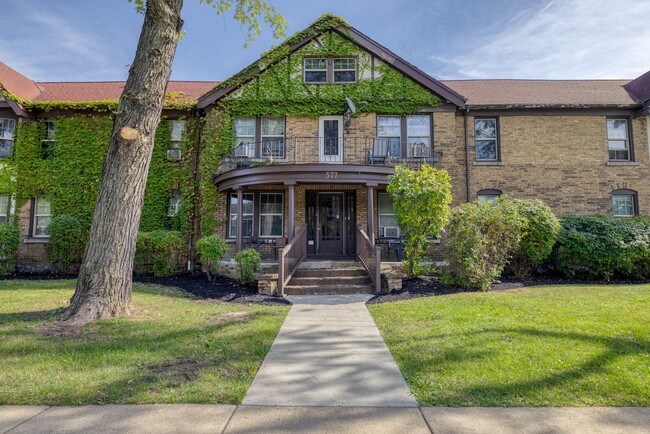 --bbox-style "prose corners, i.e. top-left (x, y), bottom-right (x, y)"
top-left (303, 57), bottom-right (357, 84)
